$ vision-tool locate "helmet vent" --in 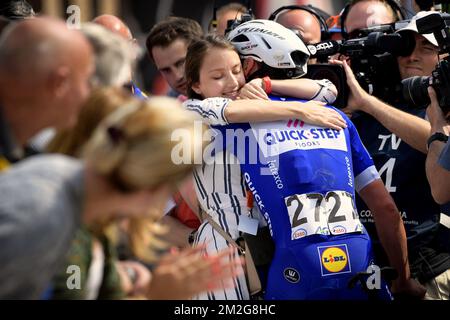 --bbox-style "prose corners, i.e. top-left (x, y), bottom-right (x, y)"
top-left (290, 50), bottom-right (308, 66)
top-left (232, 34), bottom-right (250, 43)
top-left (260, 36), bottom-right (272, 49)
